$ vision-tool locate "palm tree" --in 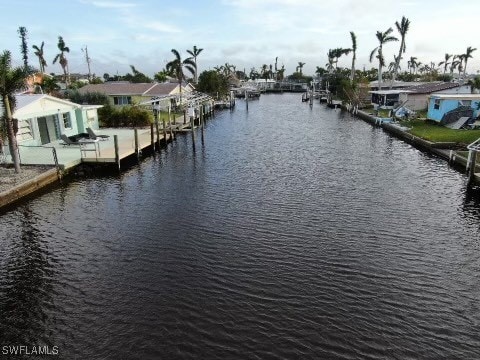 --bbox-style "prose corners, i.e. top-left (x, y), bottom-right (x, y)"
top-left (369, 28), bottom-right (398, 88)
top-left (0, 50), bottom-right (29, 173)
top-left (165, 49), bottom-right (195, 106)
top-left (449, 55), bottom-right (459, 77)
top-left (438, 53), bottom-right (452, 75)
top-left (350, 31), bottom-right (357, 83)
top-left (462, 46), bottom-right (477, 77)
top-left (32, 42), bottom-right (47, 74)
top-left (186, 45), bottom-right (203, 84)
top-left (297, 62), bottom-right (306, 75)
top-left (407, 56), bottom-right (418, 74)
top-left (52, 36), bottom-right (70, 86)
top-left (392, 16), bottom-right (410, 84)
top-left (17, 26), bottom-right (29, 69)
